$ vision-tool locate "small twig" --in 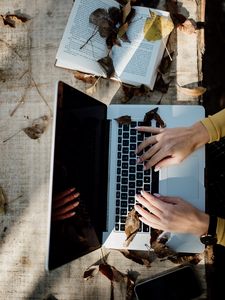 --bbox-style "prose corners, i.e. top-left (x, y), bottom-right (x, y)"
top-left (10, 83), bottom-right (31, 117)
top-left (2, 129), bottom-right (23, 143)
top-left (80, 26), bottom-right (99, 50)
top-left (162, 39), bottom-right (173, 61)
top-left (31, 77), bottom-right (53, 117)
